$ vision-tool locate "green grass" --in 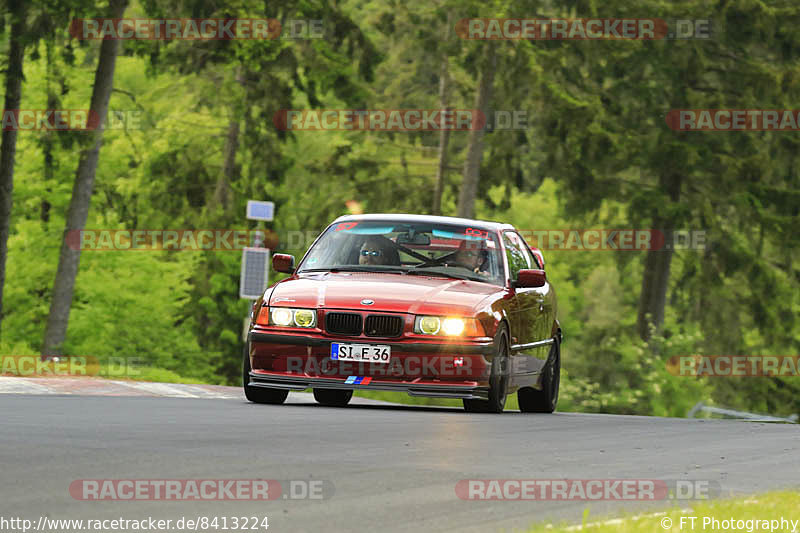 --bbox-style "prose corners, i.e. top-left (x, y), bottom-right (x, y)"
top-left (526, 491), bottom-right (800, 533)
